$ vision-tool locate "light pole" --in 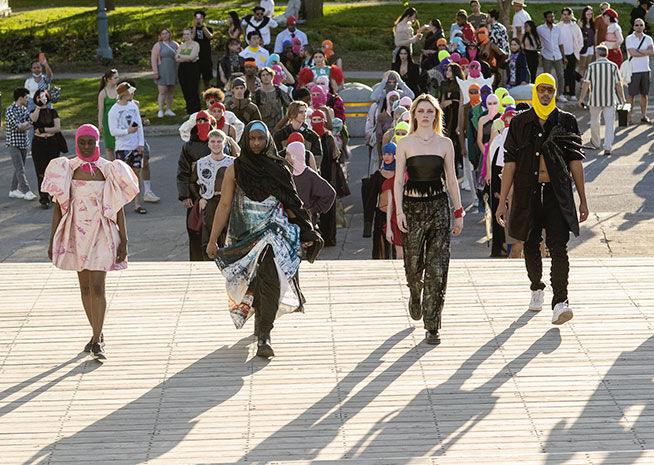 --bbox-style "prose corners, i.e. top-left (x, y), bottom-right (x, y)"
top-left (97, 0), bottom-right (113, 59)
